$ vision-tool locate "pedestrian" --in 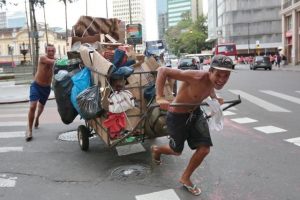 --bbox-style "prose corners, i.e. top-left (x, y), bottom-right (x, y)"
top-left (276, 53), bottom-right (281, 68)
top-left (190, 58), bottom-right (198, 70)
top-left (151, 54), bottom-right (233, 196)
top-left (25, 44), bottom-right (56, 141)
